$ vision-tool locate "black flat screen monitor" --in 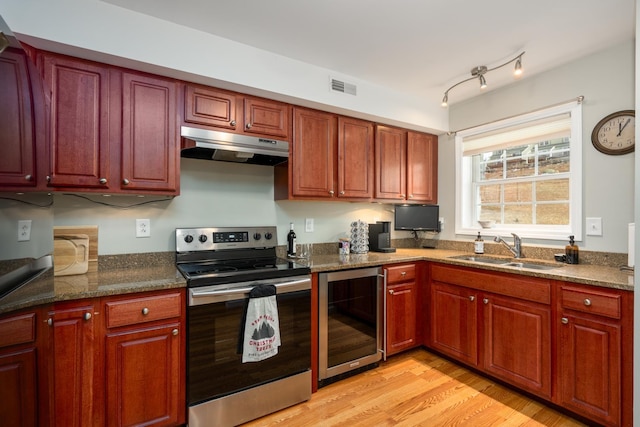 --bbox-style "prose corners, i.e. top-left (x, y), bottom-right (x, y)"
top-left (394, 204), bottom-right (440, 231)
